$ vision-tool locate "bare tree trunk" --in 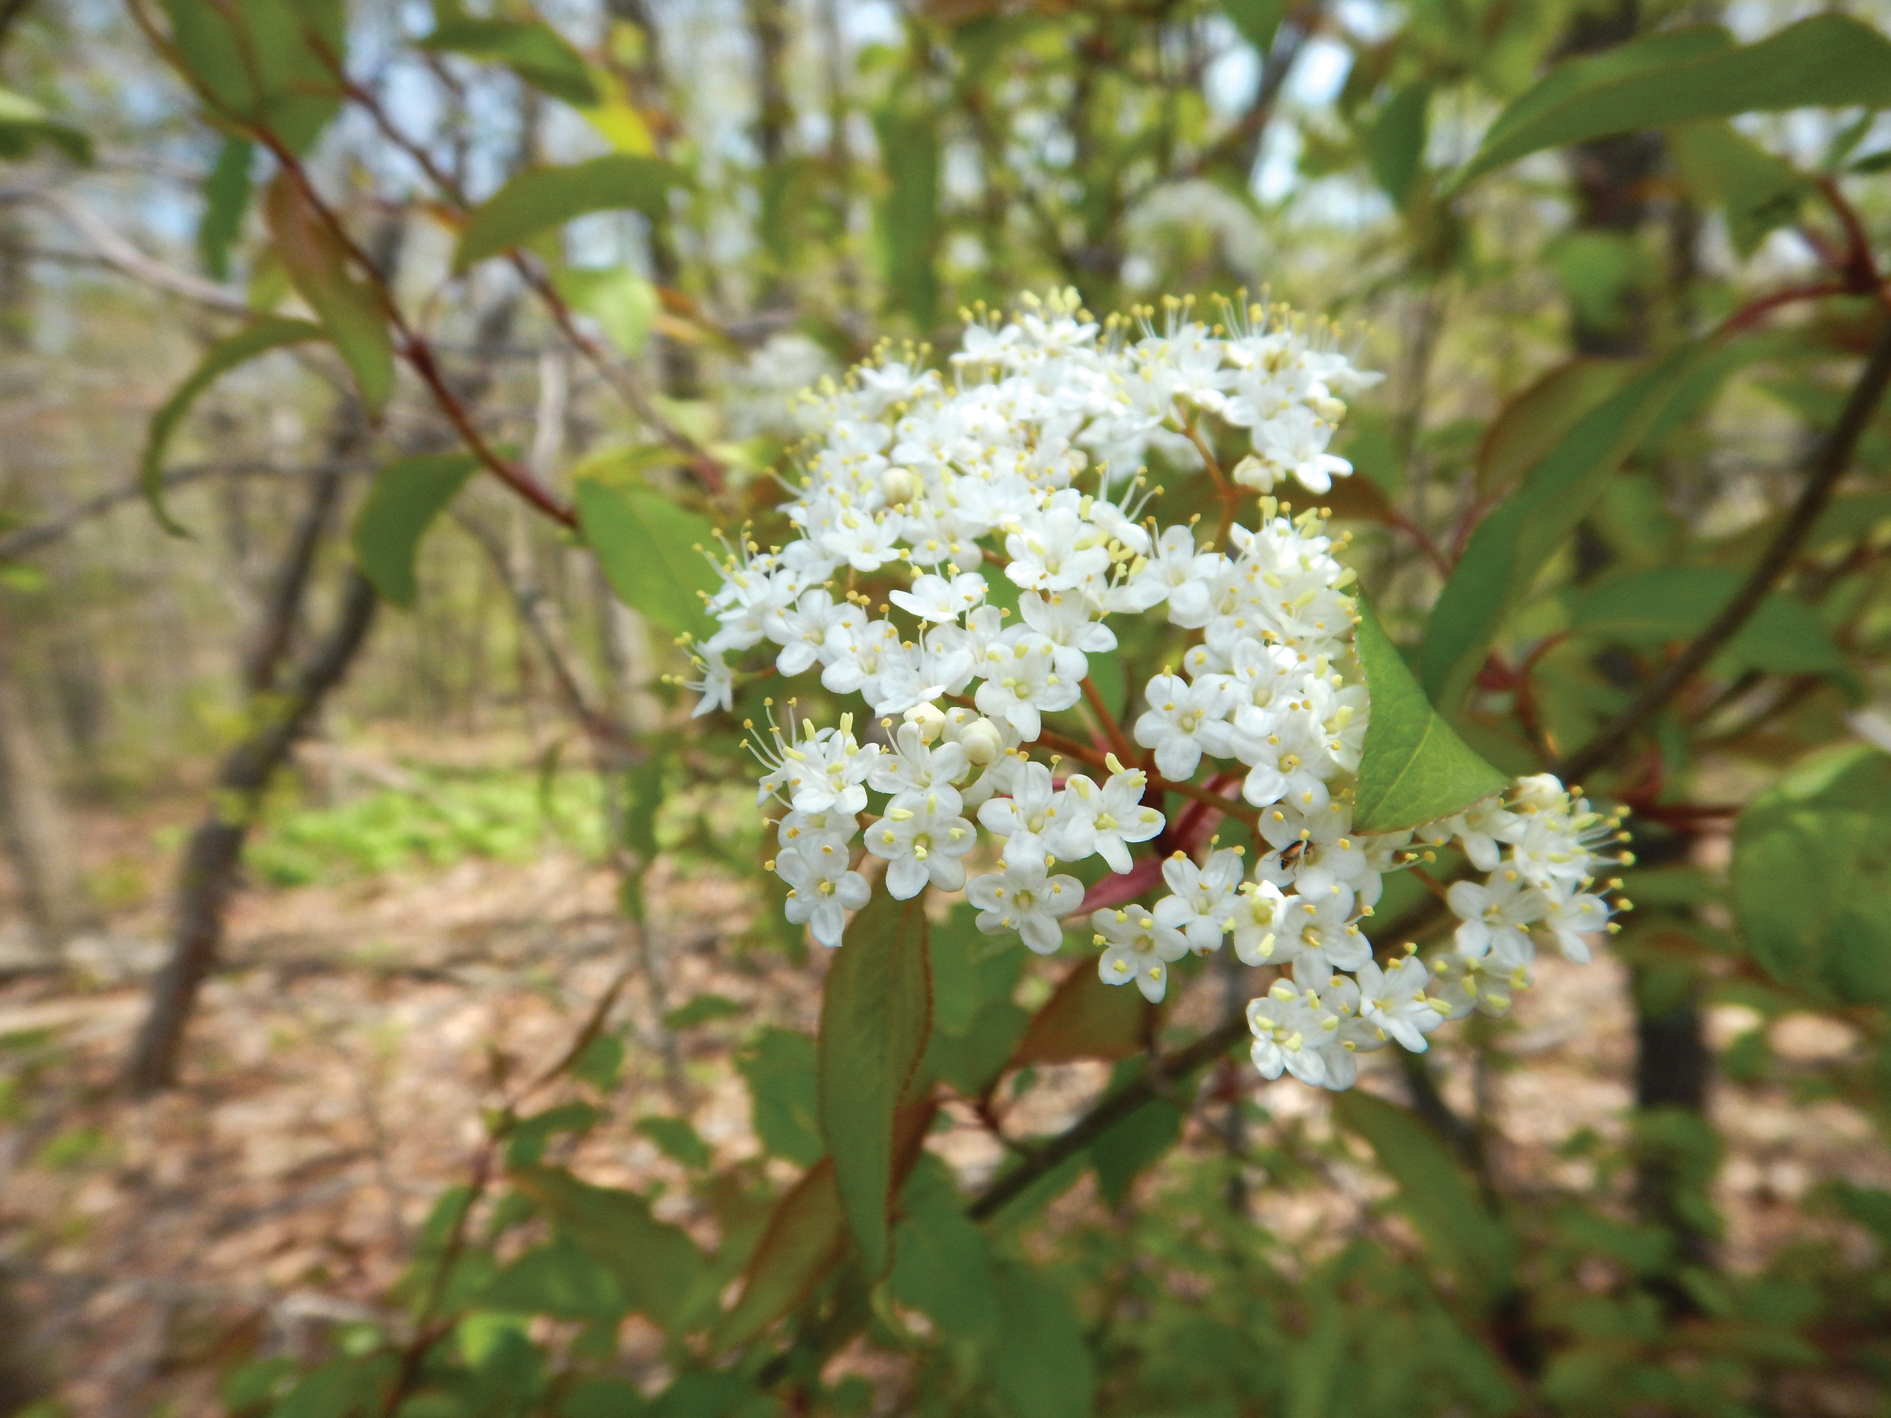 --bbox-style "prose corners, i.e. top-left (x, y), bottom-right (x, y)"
top-left (125, 569), bottom-right (379, 1093)
top-left (0, 612), bottom-right (89, 953)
